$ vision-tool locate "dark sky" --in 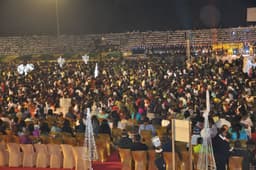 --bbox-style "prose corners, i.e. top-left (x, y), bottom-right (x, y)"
top-left (0, 0), bottom-right (255, 35)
